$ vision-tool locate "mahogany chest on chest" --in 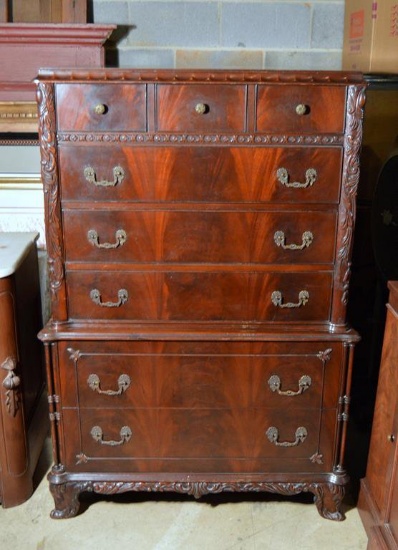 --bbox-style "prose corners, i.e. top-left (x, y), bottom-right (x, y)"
top-left (36, 69), bottom-right (365, 519)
